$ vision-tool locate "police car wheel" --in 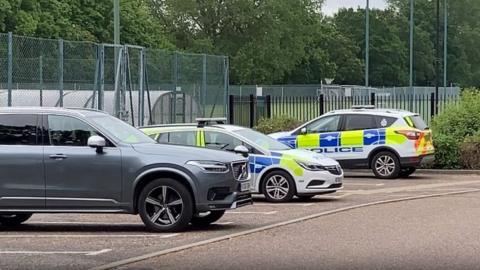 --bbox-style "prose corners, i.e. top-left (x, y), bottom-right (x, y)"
top-left (399, 167), bottom-right (416, 178)
top-left (262, 171), bottom-right (295, 202)
top-left (371, 151), bottom-right (401, 179)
